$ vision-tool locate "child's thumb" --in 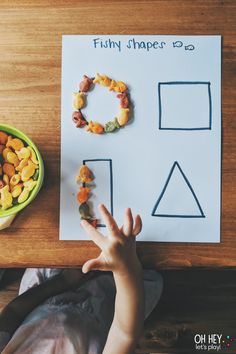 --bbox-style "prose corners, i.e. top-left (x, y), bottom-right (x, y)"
top-left (82, 257), bottom-right (103, 273)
